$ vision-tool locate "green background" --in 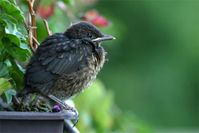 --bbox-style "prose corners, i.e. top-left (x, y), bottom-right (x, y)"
top-left (96, 0), bottom-right (198, 129)
top-left (1, 0), bottom-right (197, 132)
